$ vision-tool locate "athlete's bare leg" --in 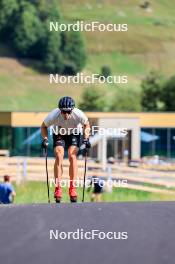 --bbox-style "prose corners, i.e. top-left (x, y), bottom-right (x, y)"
top-left (68, 146), bottom-right (78, 183)
top-left (54, 146), bottom-right (64, 187)
top-left (68, 146), bottom-right (78, 201)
